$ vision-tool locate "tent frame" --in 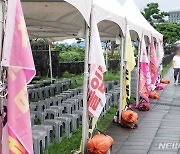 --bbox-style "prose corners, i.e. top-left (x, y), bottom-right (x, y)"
top-left (136, 33), bottom-right (143, 107)
top-left (119, 36), bottom-right (124, 121)
top-left (81, 22), bottom-right (90, 154)
top-left (0, 0), bottom-right (5, 153)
